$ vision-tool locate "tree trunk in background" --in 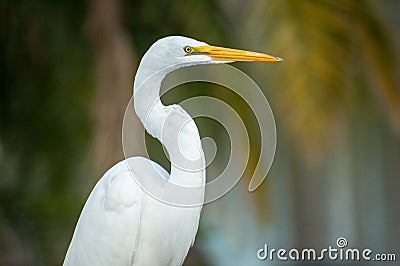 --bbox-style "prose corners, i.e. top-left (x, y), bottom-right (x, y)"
top-left (85, 0), bottom-right (144, 176)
